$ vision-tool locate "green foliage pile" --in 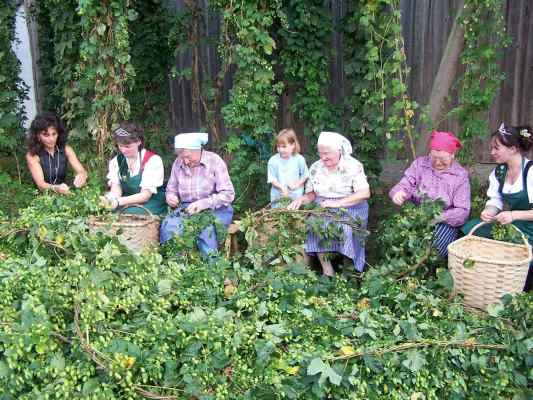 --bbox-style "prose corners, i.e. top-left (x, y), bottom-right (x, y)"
top-left (491, 223), bottom-right (524, 245)
top-left (1, 190), bottom-right (531, 399)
